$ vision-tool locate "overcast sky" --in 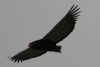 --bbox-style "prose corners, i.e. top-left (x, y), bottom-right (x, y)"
top-left (0, 0), bottom-right (100, 67)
